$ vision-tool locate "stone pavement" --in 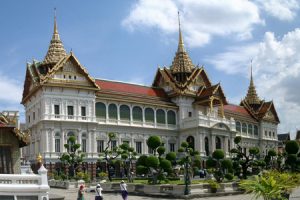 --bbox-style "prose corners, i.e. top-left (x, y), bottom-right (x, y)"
top-left (49, 187), bottom-right (300, 200)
